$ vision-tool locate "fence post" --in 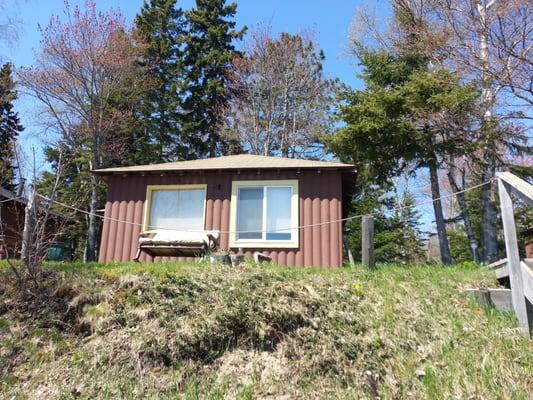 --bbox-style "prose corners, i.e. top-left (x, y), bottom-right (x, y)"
top-left (362, 215), bottom-right (375, 268)
top-left (497, 178), bottom-right (529, 334)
